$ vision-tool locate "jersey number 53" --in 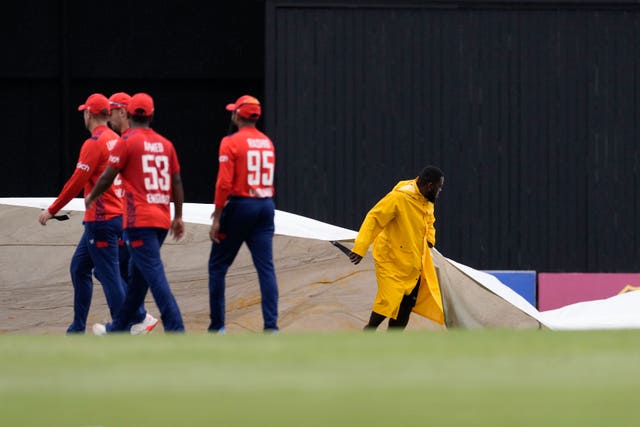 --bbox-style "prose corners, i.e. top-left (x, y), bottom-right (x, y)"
top-left (142, 154), bottom-right (170, 191)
